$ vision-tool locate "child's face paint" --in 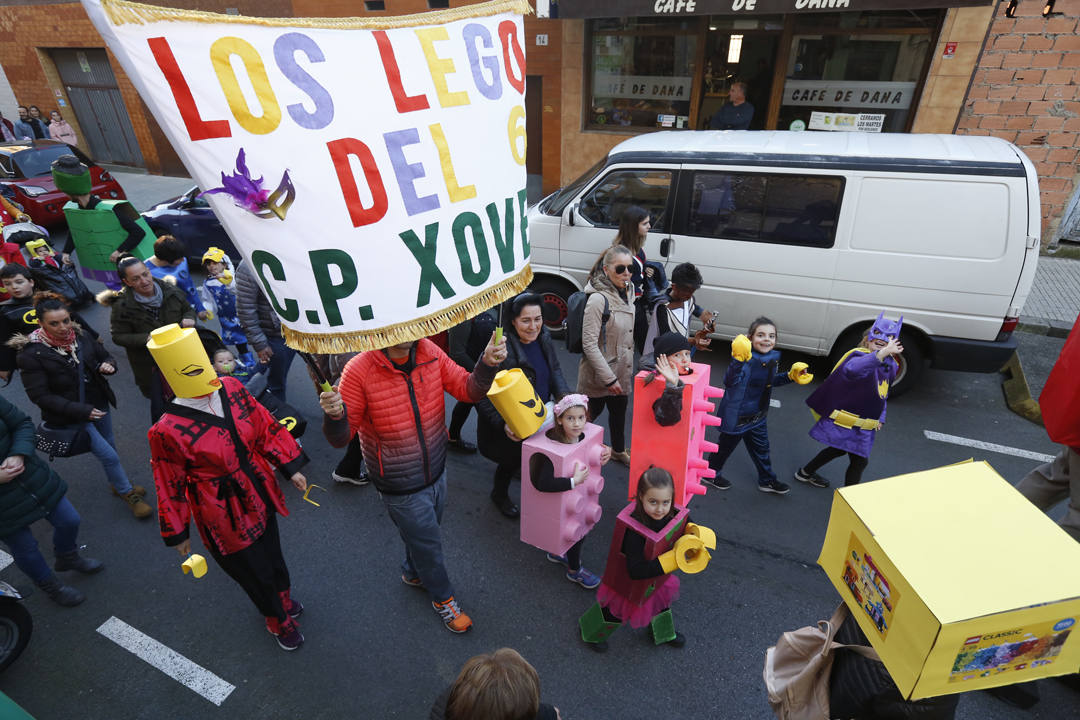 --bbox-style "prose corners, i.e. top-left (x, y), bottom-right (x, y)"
top-left (751, 324), bottom-right (776, 355)
top-left (558, 405), bottom-right (587, 439)
top-left (641, 486), bottom-right (673, 522)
